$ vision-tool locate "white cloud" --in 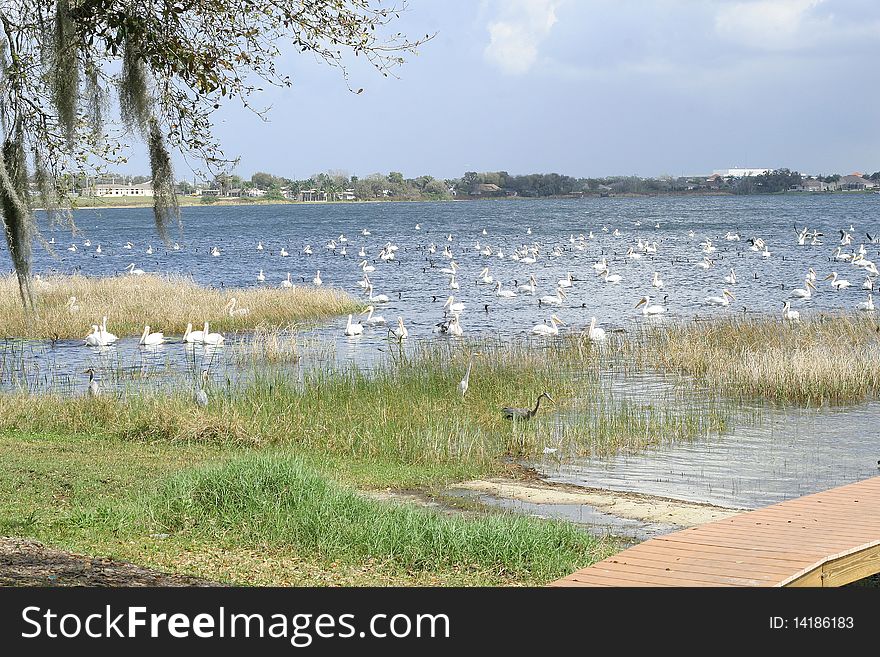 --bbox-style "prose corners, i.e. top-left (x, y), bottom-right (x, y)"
top-left (484, 0), bottom-right (562, 75)
top-left (714, 0), bottom-right (827, 50)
